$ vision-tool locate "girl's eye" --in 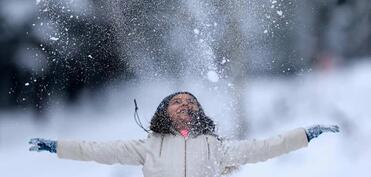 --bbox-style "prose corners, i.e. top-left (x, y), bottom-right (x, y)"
top-left (188, 99), bottom-right (196, 104)
top-left (172, 100), bottom-right (181, 104)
